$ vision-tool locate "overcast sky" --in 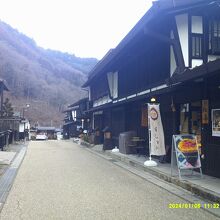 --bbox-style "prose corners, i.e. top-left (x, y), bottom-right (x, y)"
top-left (0, 0), bottom-right (153, 59)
